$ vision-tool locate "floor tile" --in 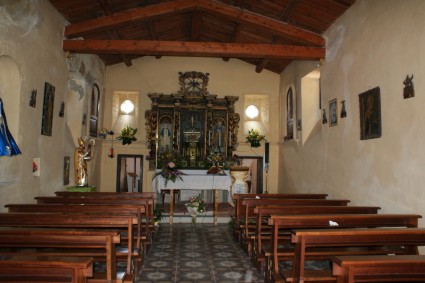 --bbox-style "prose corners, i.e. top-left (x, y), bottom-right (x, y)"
top-left (136, 223), bottom-right (264, 283)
